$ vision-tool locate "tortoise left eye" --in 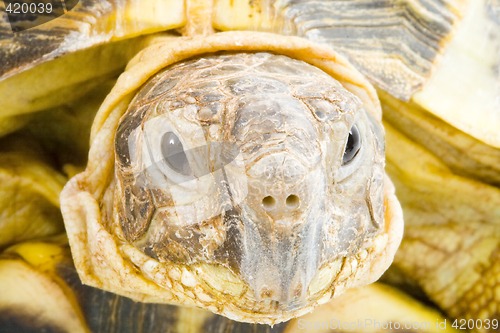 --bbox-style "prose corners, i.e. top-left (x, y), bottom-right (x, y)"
top-left (342, 125), bottom-right (361, 165)
top-left (161, 132), bottom-right (192, 176)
